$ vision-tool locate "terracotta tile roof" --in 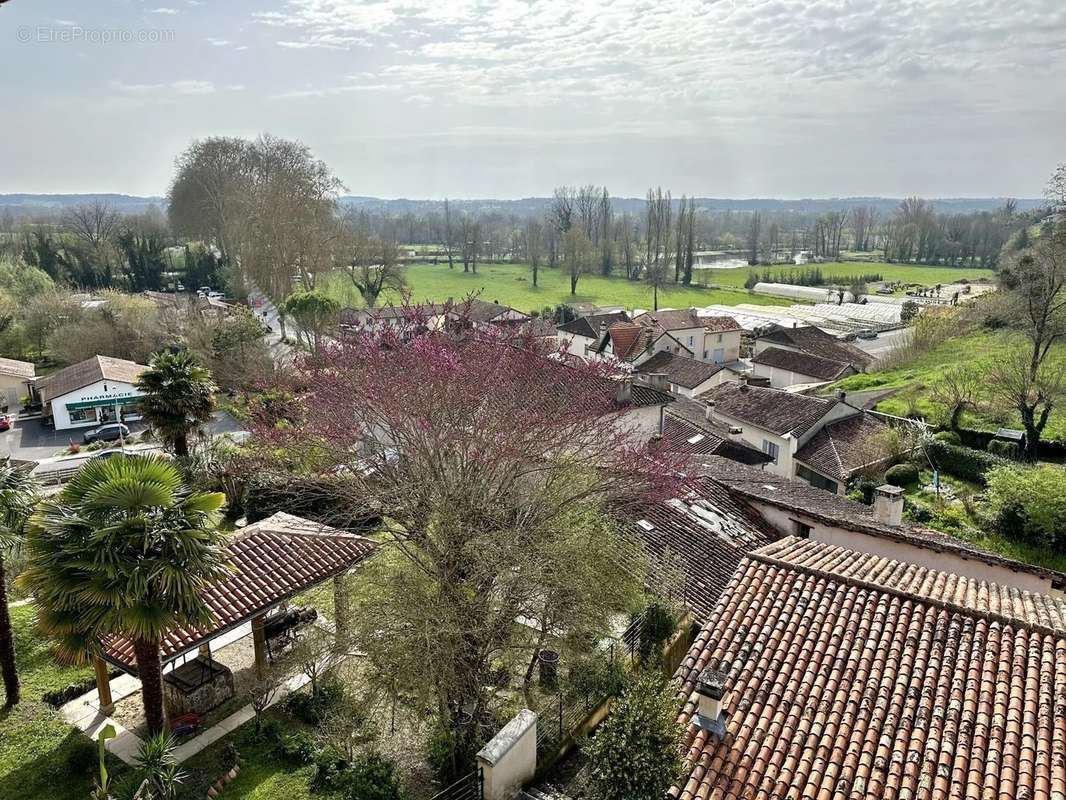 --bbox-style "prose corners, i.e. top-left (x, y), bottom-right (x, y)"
top-left (634, 309), bottom-right (741, 334)
top-left (557, 312), bottom-right (629, 340)
top-left (636, 351), bottom-right (728, 389)
top-left (38, 355), bottom-right (148, 403)
top-left (759, 537), bottom-right (1066, 630)
top-left (0, 356), bottom-right (35, 380)
top-left (697, 455), bottom-right (1066, 585)
top-left (751, 345), bottom-right (855, 382)
top-left (699, 381), bottom-right (839, 437)
top-left (659, 409), bottom-right (773, 466)
top-left (794, 412), bottom-right (890, 481)
top-left (758, 324), bottom-right (874, 369)
top-left (671, 537), bottom-right (1066, 800)
top-left (605, 322), bottom-right (644, 360)
top-left (622, 477), bottom-right (779, 620)
top-left (101, 512), bottom-right (376, 672)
